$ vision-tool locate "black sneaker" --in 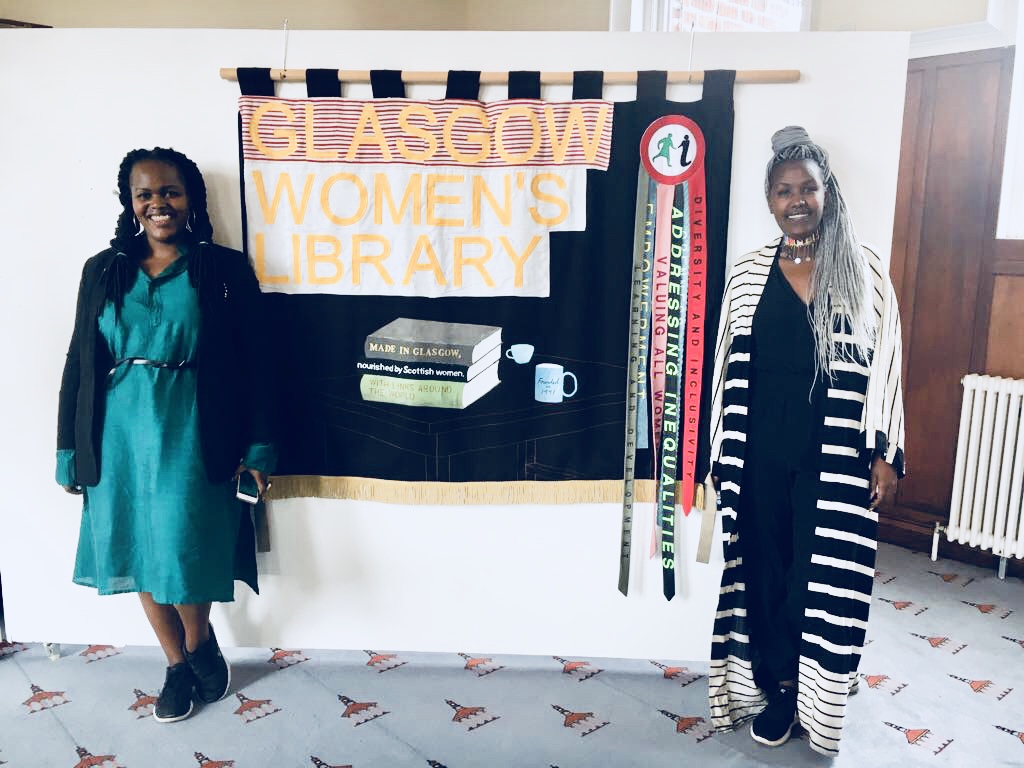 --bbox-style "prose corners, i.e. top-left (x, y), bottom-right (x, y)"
top-left (750, 685), bottom-right (798, 747)
top-left (153, 662), bottom-right (196, 723)
top-left (184, 623), bottom-right (231, 704)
